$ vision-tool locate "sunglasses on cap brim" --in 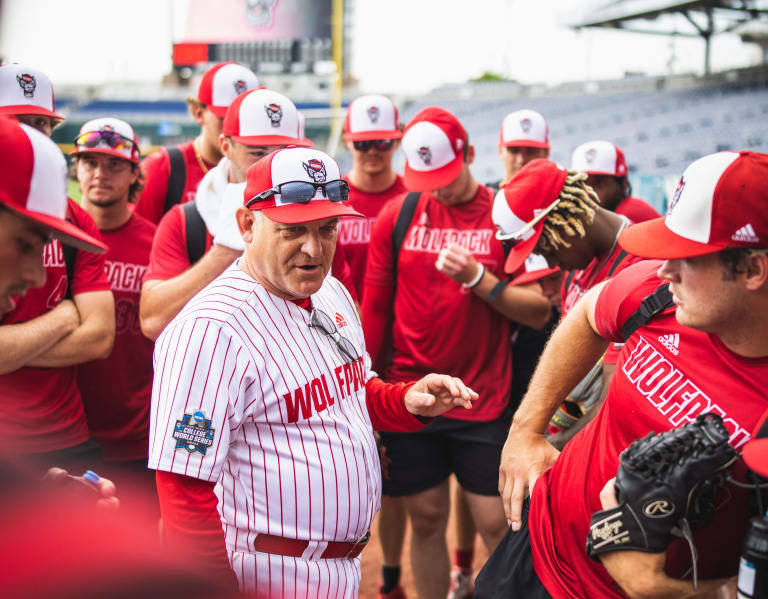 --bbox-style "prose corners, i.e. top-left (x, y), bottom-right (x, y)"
top-left (74, 130), bottom-right (136, 152)
top-left (352, 139), bottom-right (396, 152)
top-left (246, 179), bottom-right (350, 209)
top-left (495, 197), bottom-right (561, 244)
